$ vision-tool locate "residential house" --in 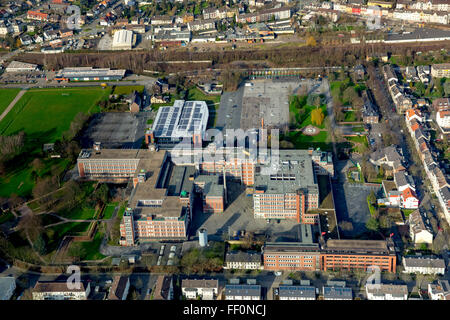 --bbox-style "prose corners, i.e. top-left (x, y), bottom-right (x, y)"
top-left (322, 286), bottom-right (353, 300)
top-left (401, 187), bottom-right (419, 209)
top-left (225, 251), bottom-right (262, 270)
top-left (32, 281), bottom-right (91, 300)
top-left (224, 284), bottom-right (261, 300)
top-left (187, 19), bottom-right (216, 32)
top-left (431, 63), bottom-right (450, 78)
top-left (365, 284), bottom-right (408, 300)
top-left (153, 275), bottom-right (173, 300)
top-left (107, 275), bottom-right (130, 300)
top-left (128, 91), bottom-right (142, 113)
top-left (181, 279), bottom-right (219, 300)
top-left (436, 110), bottom-right (450, 131)
top-left (394, 171), bottom-right (416, 192)
top-left (409, 209), bottom-right (433, 245)
top-left (428, 280), bottom-right (450, 300)
top-left (278, 285), bottom-right (316, 300)
top-left (0, 277), bottom-right (16, 300)
top-left (432, 98), bottom-right (450, 112)
top-left (402, 256), bottom-right (446, 275)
